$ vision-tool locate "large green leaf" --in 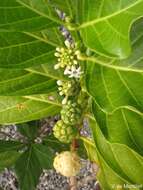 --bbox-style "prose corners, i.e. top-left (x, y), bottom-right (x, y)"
top-left (0, 27), bottom-right (64, 124)
top-left (17, 121), bottom-right (39, 140)
top-left (0, 152), bottom-right (20, 171)
top-left (82, 136), bottom-right (128, 190)
top-left (33, 144), bottom-right (54, 169)
top-left (93, 103), bottom-right (143, 156)
top-left (0, 31), bottom-right (57, 69)
top-left (0, 95), bottom-right (61, 124)
top-left (82, 137), bottom-right (99, 163)
top-left (88, 119), bottom-right (143, 189)
top-left (87, 17), bottom-right (143, 186)
top-left (83, 18), bottom-right (143, 71)
top-left (85, 19), bottom-right (143, 113)
top-left (86, 62), bottom-right (143, 113)
top-left (0, 140), bottom-right (23, 170)
top-left (0, 140), bottom-right (23, 152)
top-left (15, 146), bottom-right (42, 190)
top-left (15, 138), bottom-right (69, 189)
top-left (16, 0), bottom-right (62, 25)
top-left (74, 0), bottom-right (143, 58)
top-left (25, 27), bottom-right (65, 47)
top-left (0, 69), bottom-right (57, 95)
top-left (0, 0), bottom-right (57, 32)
